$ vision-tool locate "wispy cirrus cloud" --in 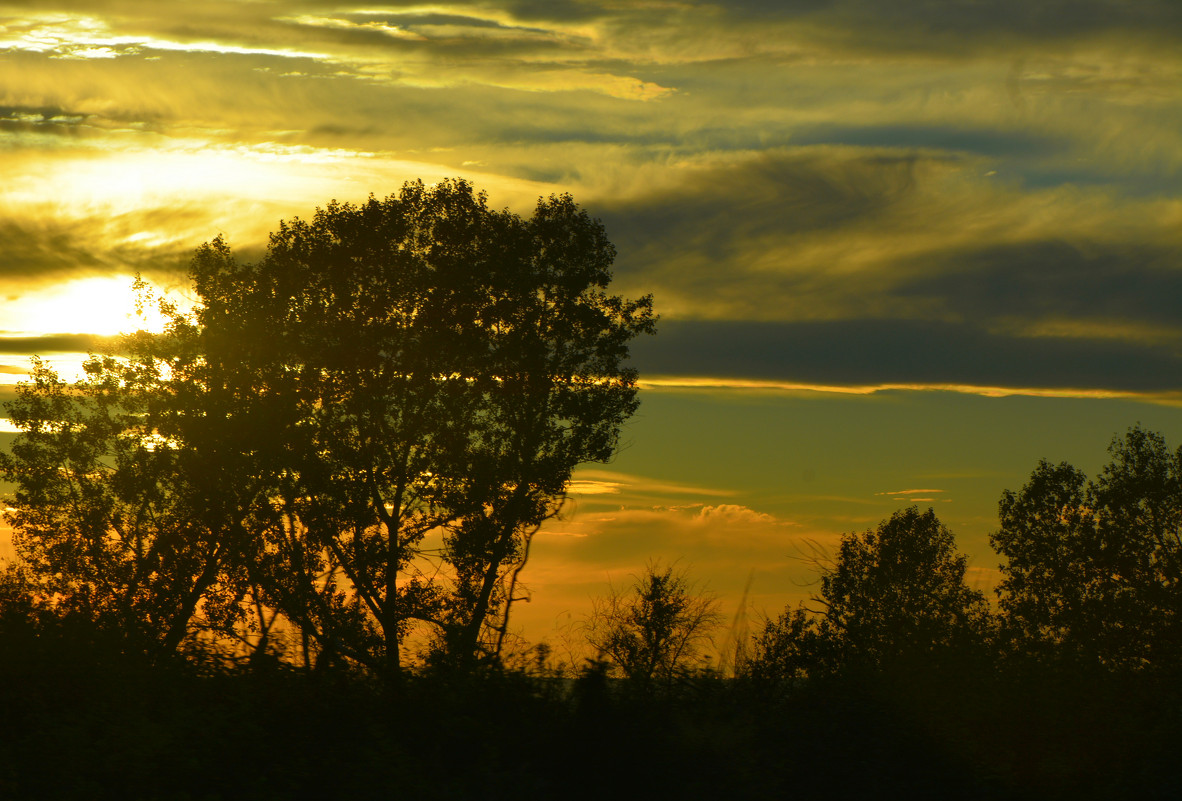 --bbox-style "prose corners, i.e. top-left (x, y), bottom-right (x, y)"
top-left (876, 488), bottom-right (949, 504)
